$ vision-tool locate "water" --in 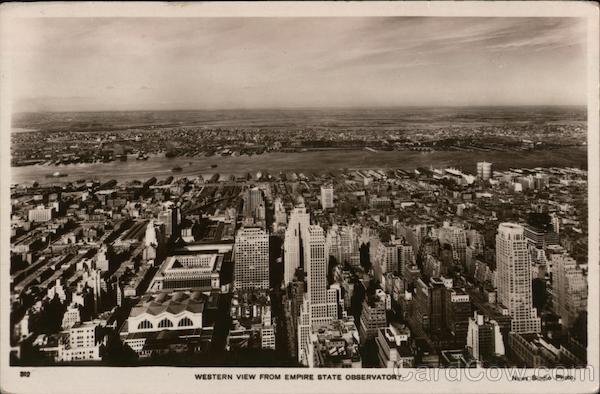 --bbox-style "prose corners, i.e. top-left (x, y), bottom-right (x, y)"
top-left (11, 147), bottom-right (587, 185)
